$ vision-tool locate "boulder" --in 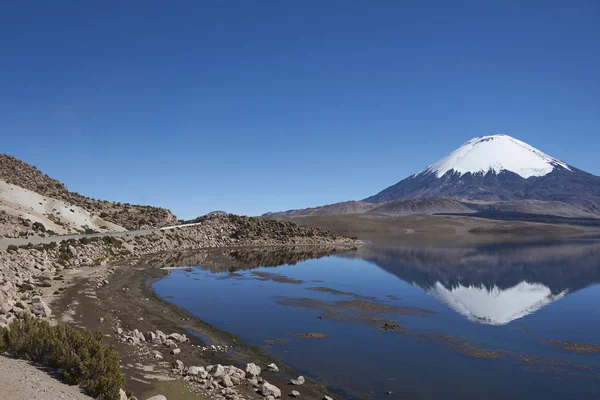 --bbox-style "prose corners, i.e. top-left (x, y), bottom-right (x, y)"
top-left (291, 391), bottom-right (300, 398)
top-left (220, 375), bottom-right (234, 387)
top-left (171, 348), bottom-right (181, 355)
top-left (30, 297), bottom-right (51, 318)
top-left (261, 382), bottom-right (281, 398)
top-left (119, 388), bottom-right (128, 400)
top-left (145, 331), bottom-right (157, 342)
top-left (211, 364), bottom-right (226, 378)
top-left (245, 362), bottom-right (261, 378)
top-left (145, 396), bottom-right (167, 400)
